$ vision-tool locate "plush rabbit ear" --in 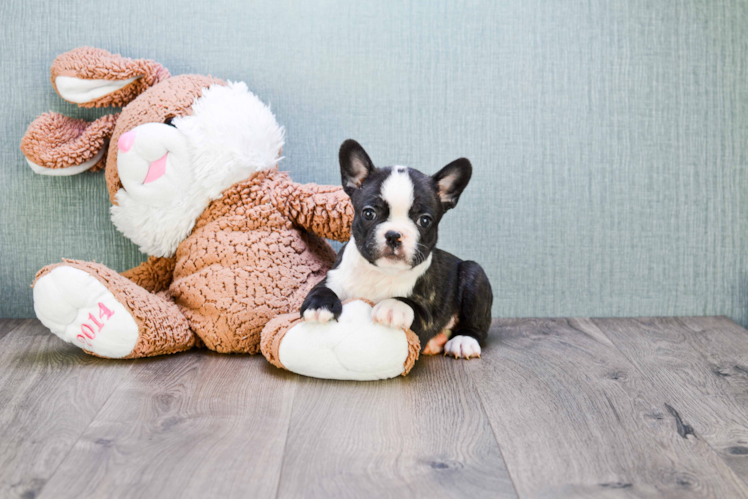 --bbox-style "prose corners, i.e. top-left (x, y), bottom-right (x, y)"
top-left (20, 112), bottom-right (118, 175)
top-left (51, 47), bottom-right (170, 108)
